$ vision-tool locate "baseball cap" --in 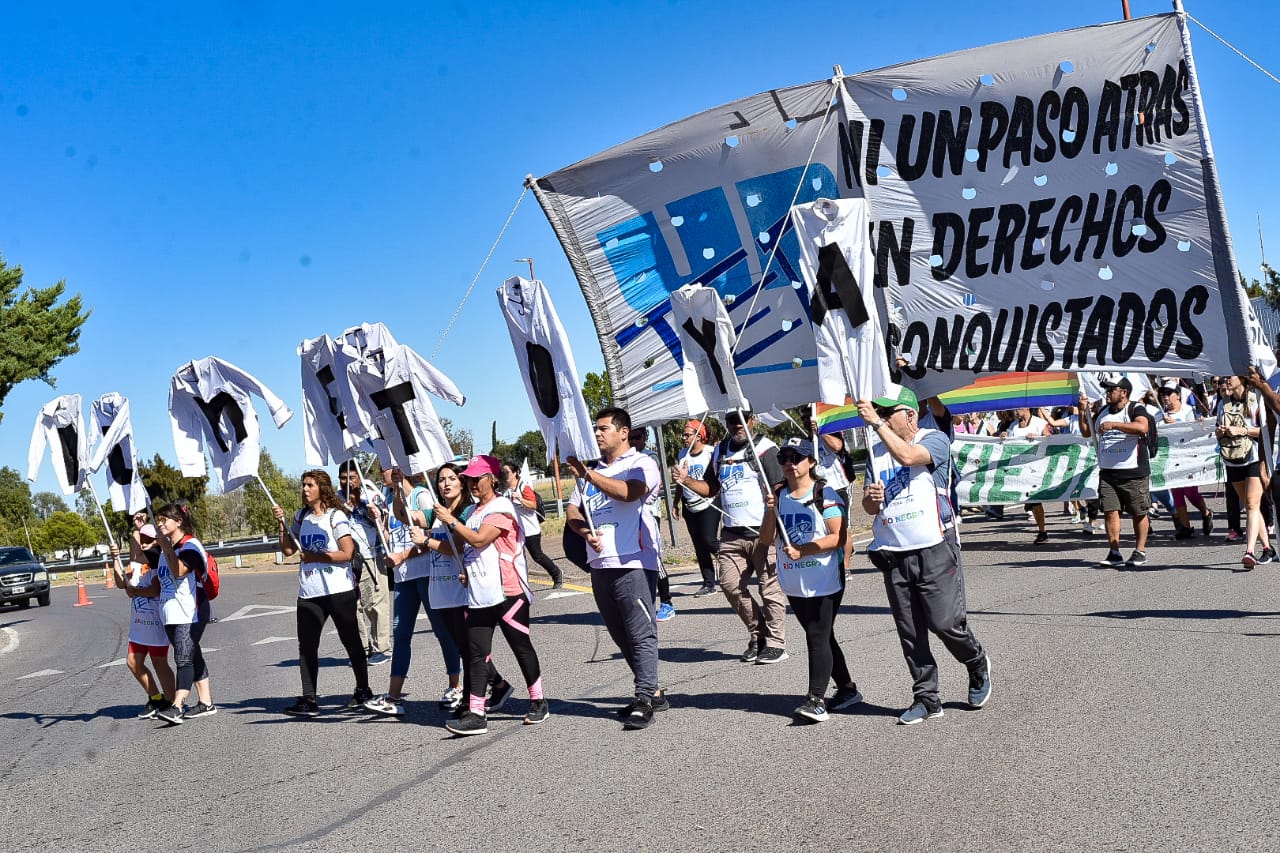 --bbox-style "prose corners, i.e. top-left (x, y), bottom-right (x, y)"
top-left (138, 524), bottom-right (157, 539)
top-left (871, 383), bottom-right (919, 412)
top-left (460, 454), bottom-right (502, 478)
top-left (1100, 376), bottom-right (1133, 393)
top-left (779, 437), bottom-right (815, 459)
